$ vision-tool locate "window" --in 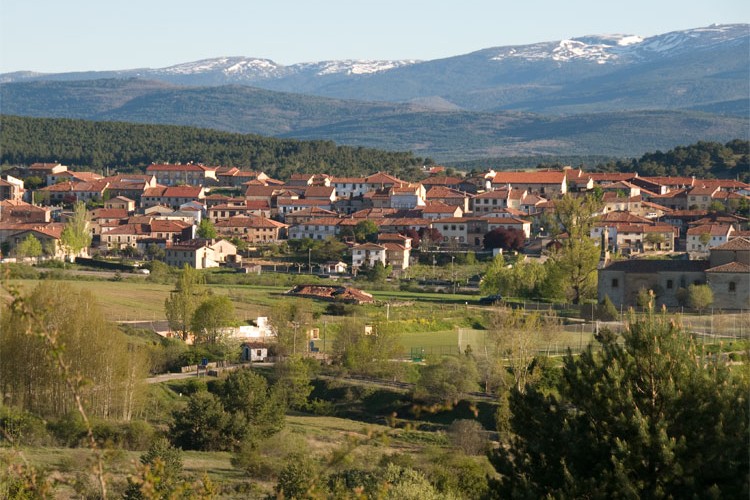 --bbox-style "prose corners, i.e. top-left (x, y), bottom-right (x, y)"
top-left (729, 282), bottom-right (736, 292)
top-left (666, 280), bottom-right (673, 289)
top-left (612, 278), bottom-right (619, 288)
